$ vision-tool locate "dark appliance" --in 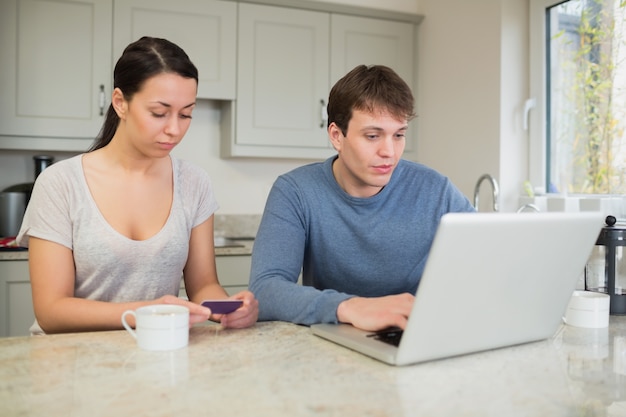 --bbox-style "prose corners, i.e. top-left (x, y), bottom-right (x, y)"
top-left (585, 215), bottom-right (626, 315)
top-left (0, 155), bottom-right (54, 237)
